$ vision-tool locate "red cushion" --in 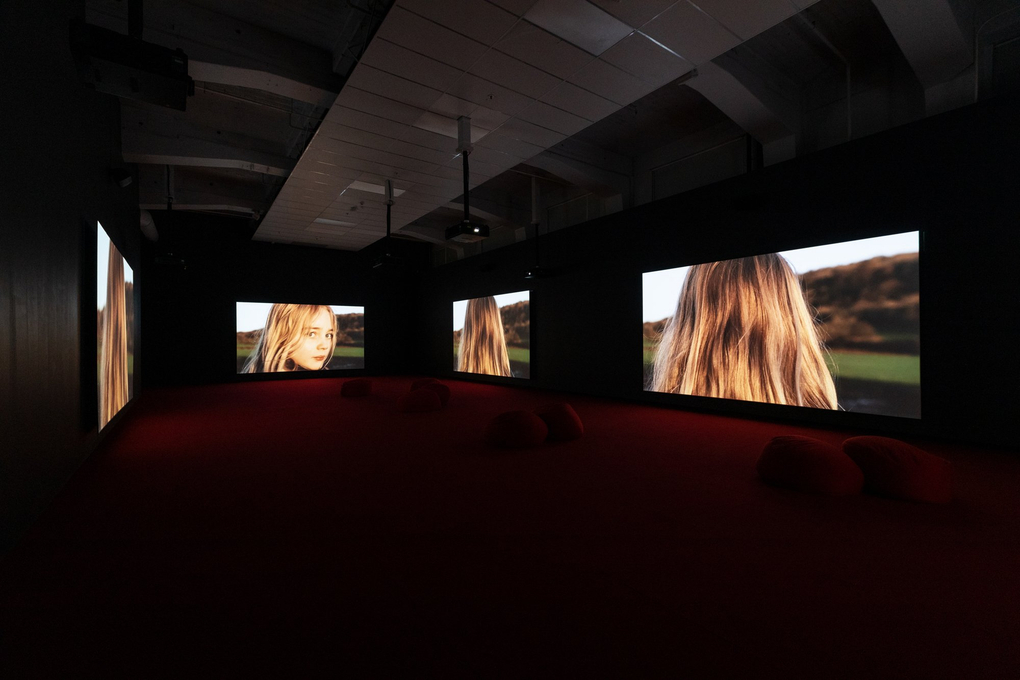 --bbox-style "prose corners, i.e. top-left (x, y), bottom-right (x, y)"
top-left (398, 388), bottom-right (442, 413)
top-left (756, 436), bottom-right (863, 496)
top-left (411, 378), bottom-right (438, 391)
top-left (484, 411), bottom-right (549, 449)
top-left (533, 403), bottom-right (583, 442)
top-left (419, 382), bottom-right (450, 406)
top-left (843, 436), bottom-right (952, 503)
top-left (340, 378), bottom-right (372, 397)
